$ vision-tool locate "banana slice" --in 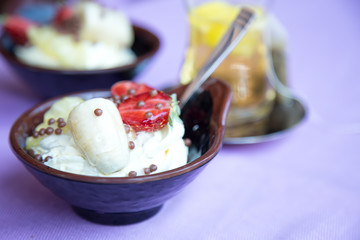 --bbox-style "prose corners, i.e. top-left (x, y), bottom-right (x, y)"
top-left (68, 98), bottom-right (130, 174)
top-left (75, 2), bottom-right (134, 47)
